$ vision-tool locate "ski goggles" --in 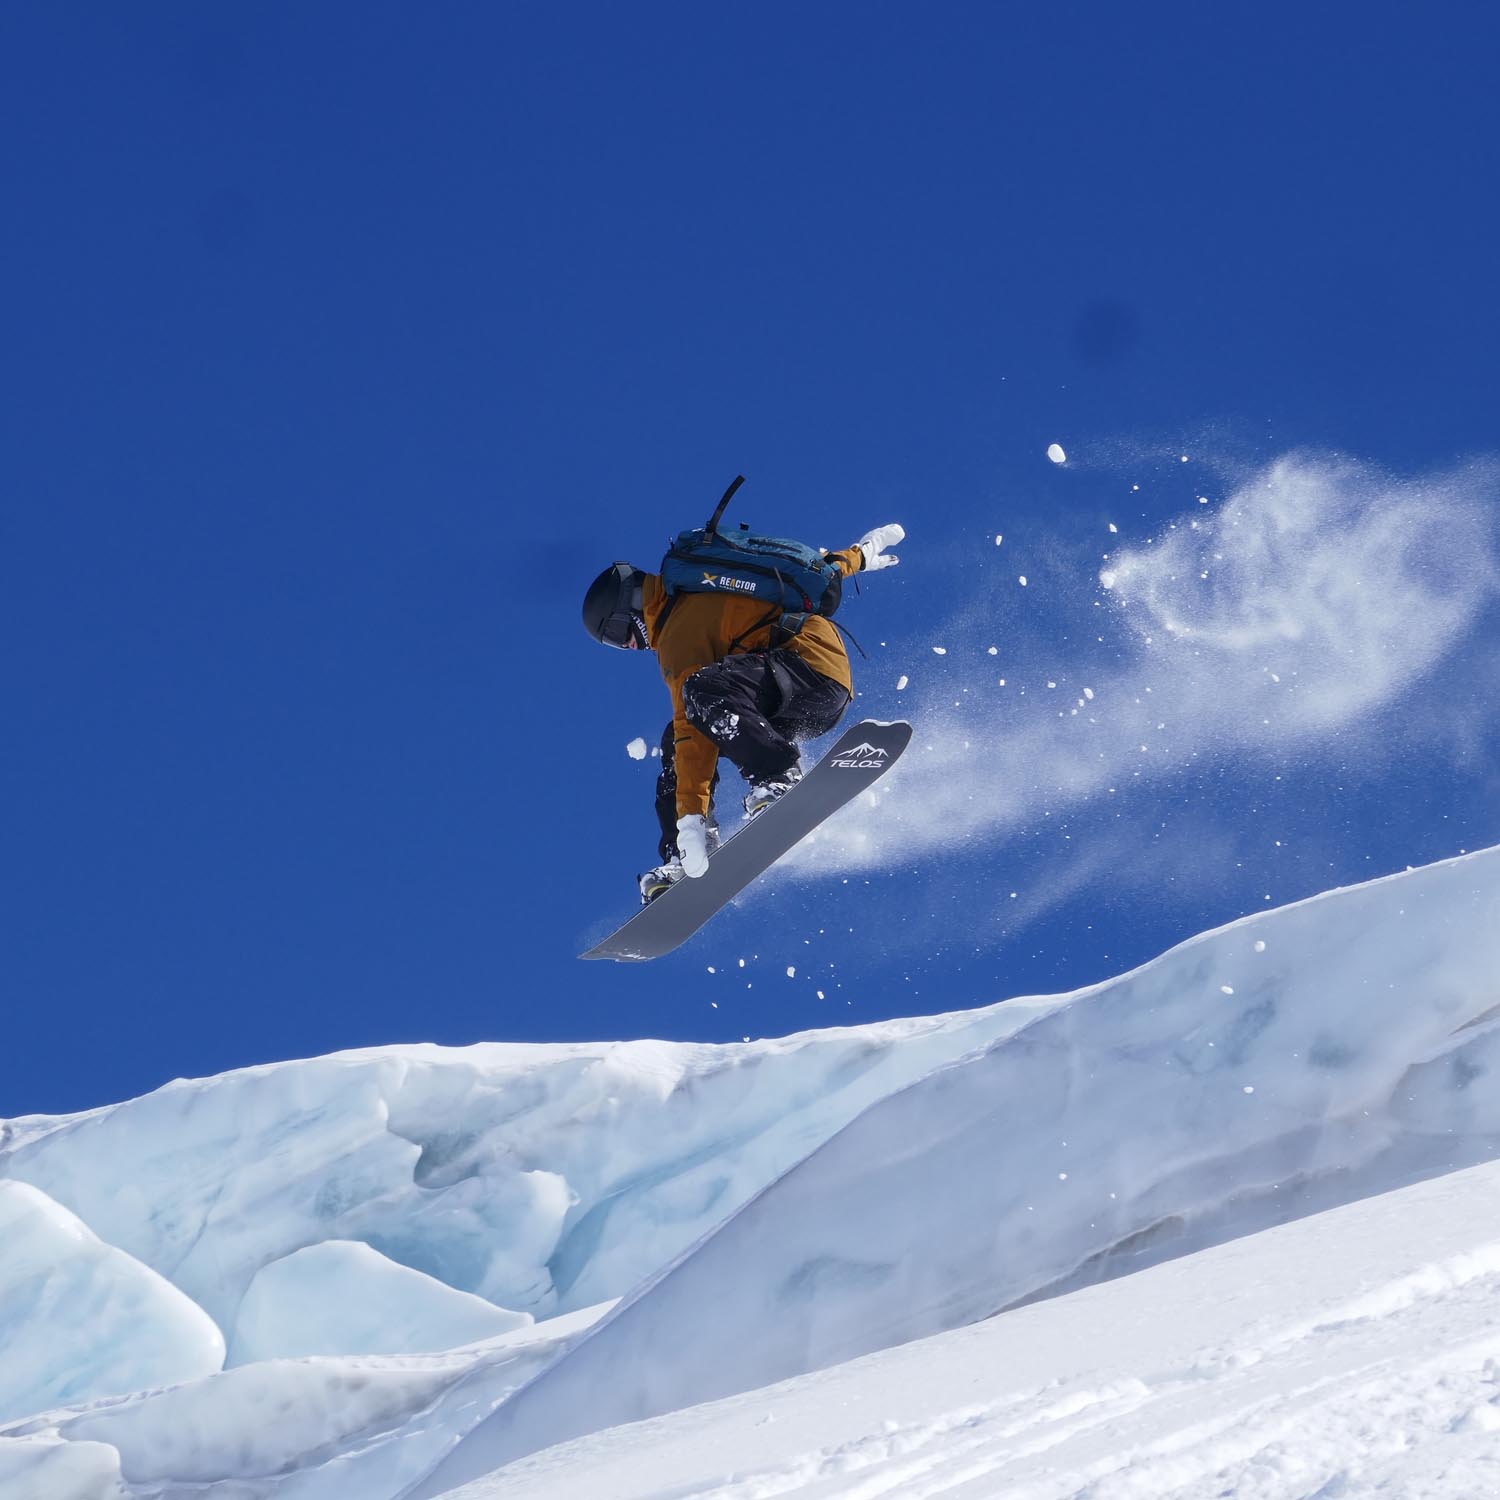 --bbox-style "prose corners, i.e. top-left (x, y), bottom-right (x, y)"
top-left (600, 609), bottom-right (649, 650)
